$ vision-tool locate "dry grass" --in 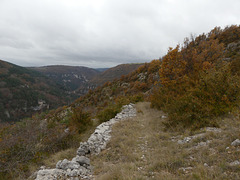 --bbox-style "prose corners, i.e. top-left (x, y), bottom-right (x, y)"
top-left (91, 102), bottom-right (240, 179)
top-left (42, 148), bottom-right (77, 168)
top-left (25, 121), bottom-right (100, 180)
